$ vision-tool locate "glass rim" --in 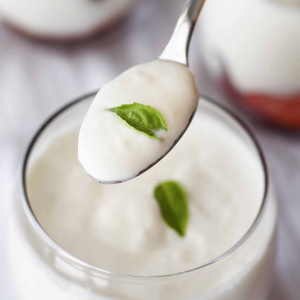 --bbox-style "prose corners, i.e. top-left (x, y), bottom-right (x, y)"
top-left (21, 91), bottom-right (269, 280)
